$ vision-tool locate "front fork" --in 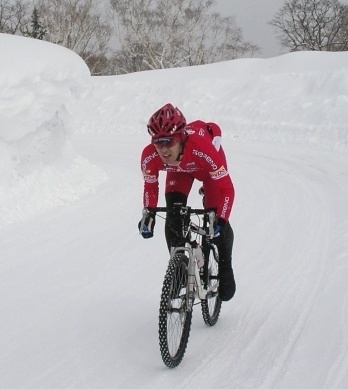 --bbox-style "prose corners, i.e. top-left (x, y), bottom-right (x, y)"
top-left (170, 245), bottom-right (207, 311)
